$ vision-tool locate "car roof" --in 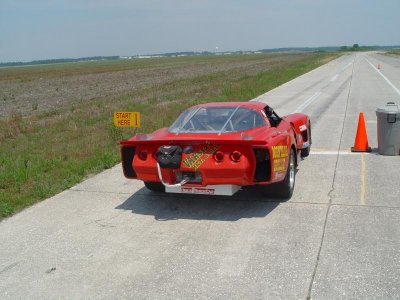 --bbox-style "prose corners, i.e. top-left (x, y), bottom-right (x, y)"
top-left (193, 101), bottom-right (266, 110)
